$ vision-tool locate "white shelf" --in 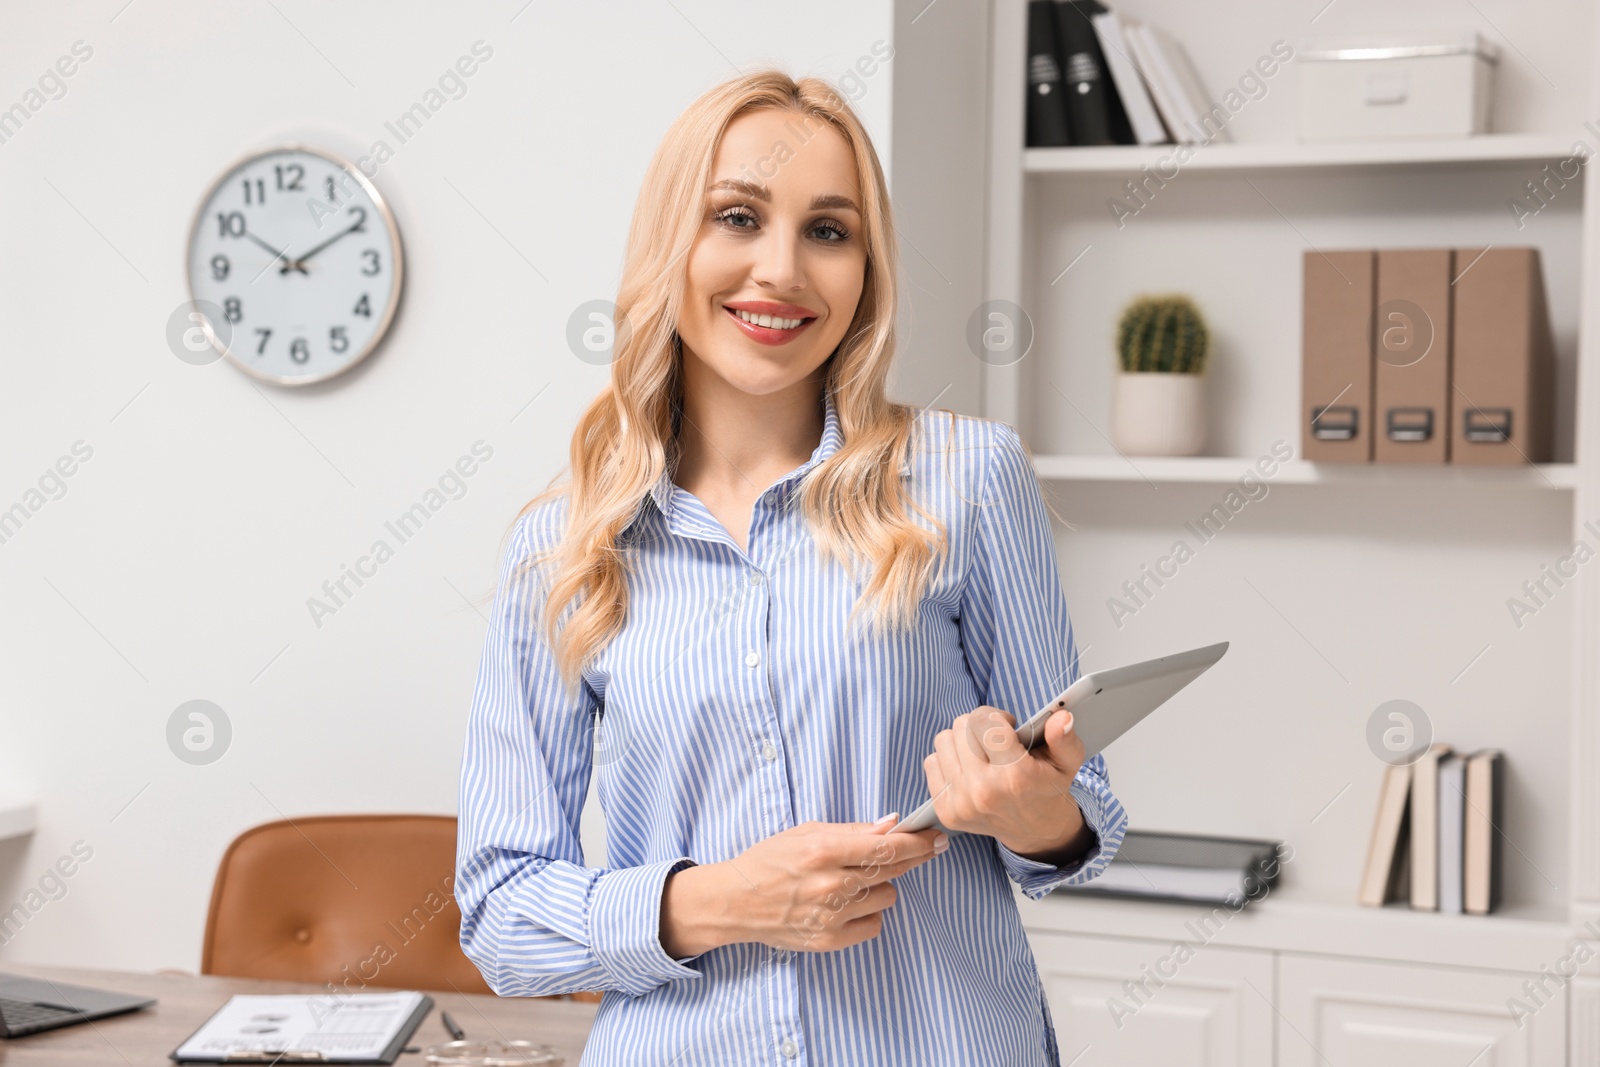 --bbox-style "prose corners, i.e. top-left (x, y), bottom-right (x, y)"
top-left (1032, 454), bottom-right (1579, 489)
top-left (0, 800), bottom-right (37, 843)
top-left (1024, 133), bottom-right (1577, 175)
top-left (1016, 883), bottom-right (1574, 975)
